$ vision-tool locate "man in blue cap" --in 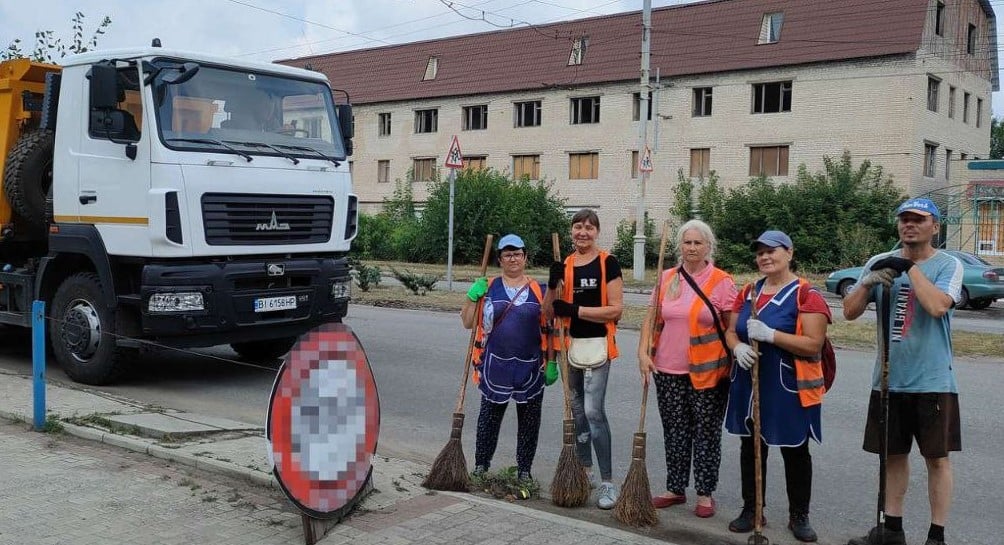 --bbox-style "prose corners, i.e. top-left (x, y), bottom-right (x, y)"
top-left (843, 198), bottom-right (964, 545)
